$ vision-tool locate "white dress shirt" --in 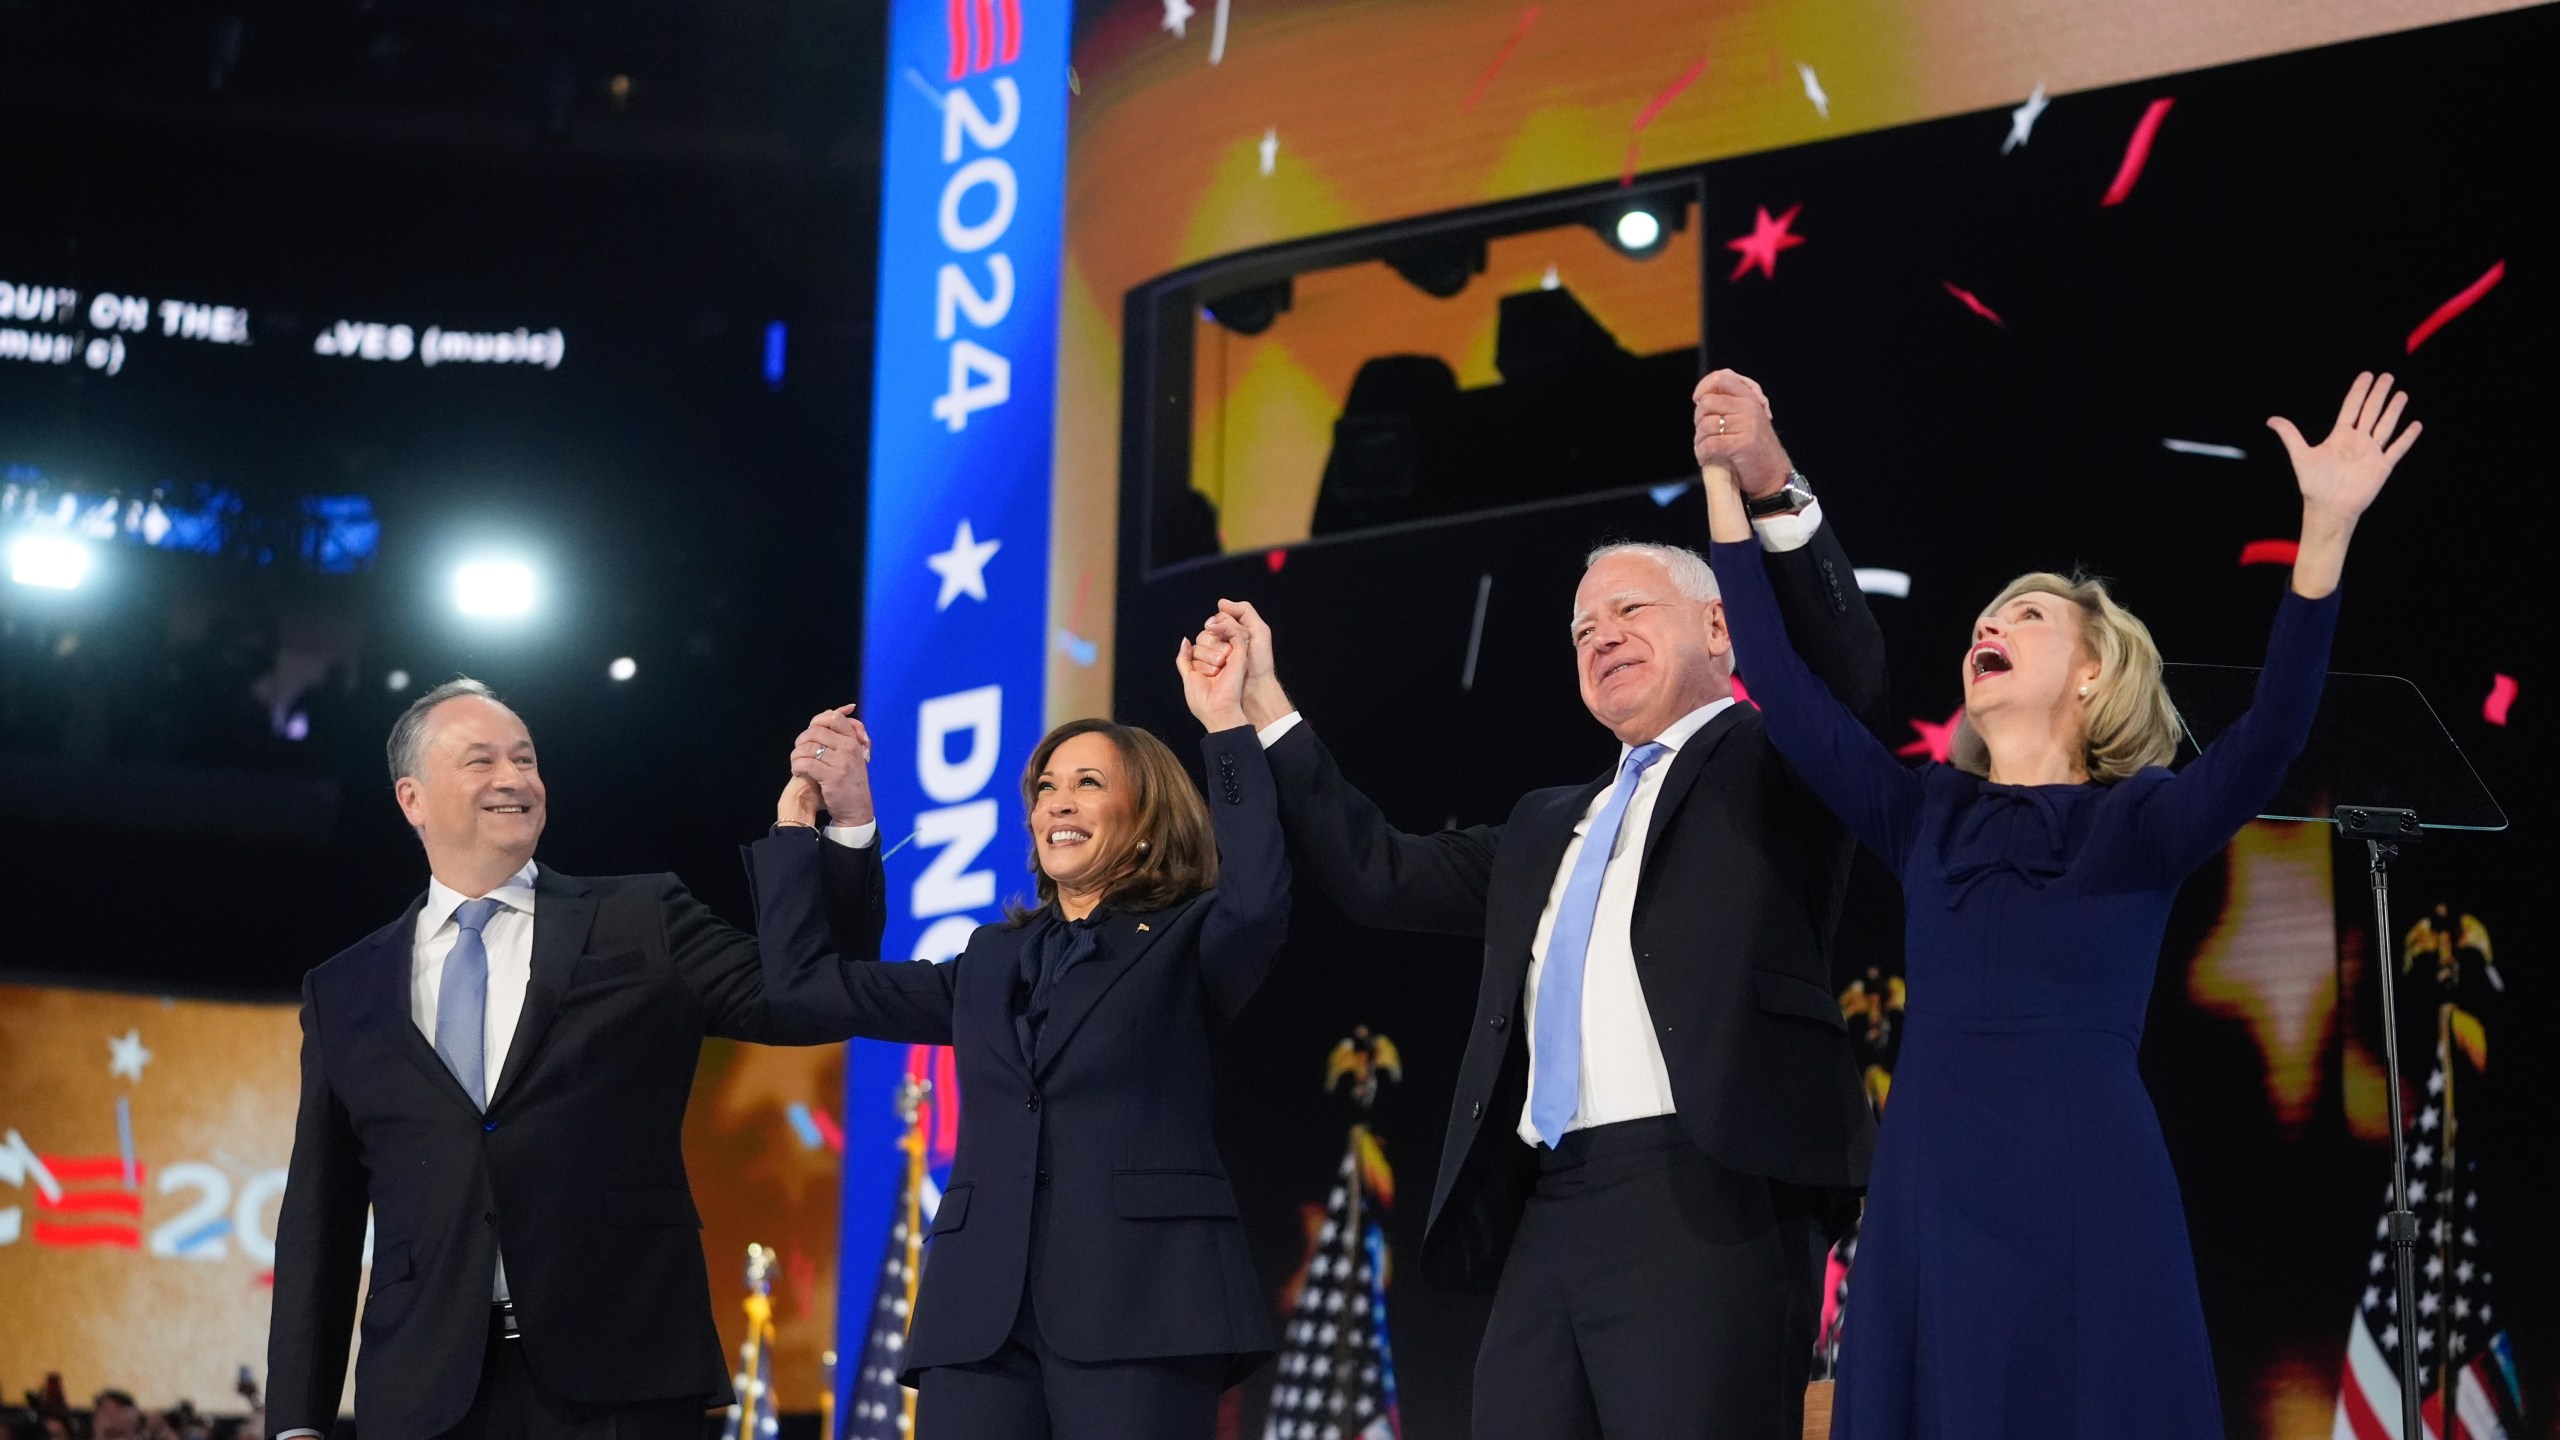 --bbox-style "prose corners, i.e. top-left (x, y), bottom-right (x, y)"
top-left (1253, 508), bottom-right (1819, 1144)
top-left (412, 858), bottom-right (540, 1303)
